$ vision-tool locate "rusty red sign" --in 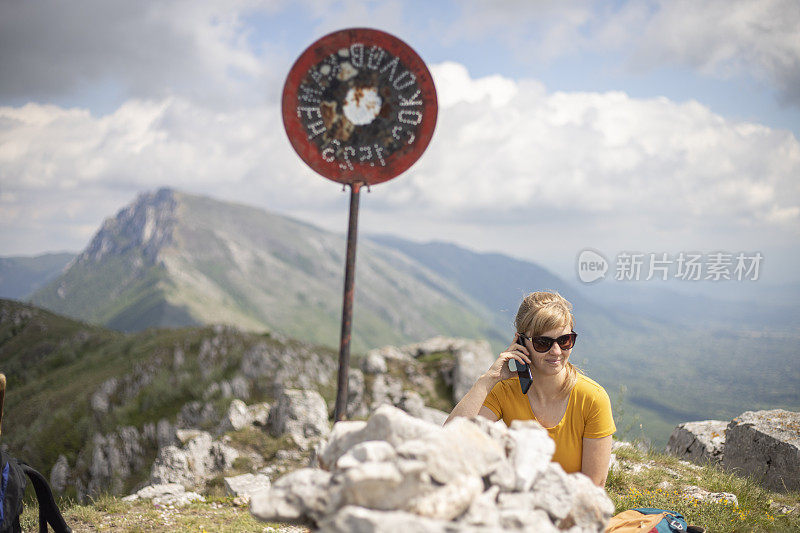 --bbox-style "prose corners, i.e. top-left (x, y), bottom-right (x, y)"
top-left (282, 28), bottom-right (438, 186)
